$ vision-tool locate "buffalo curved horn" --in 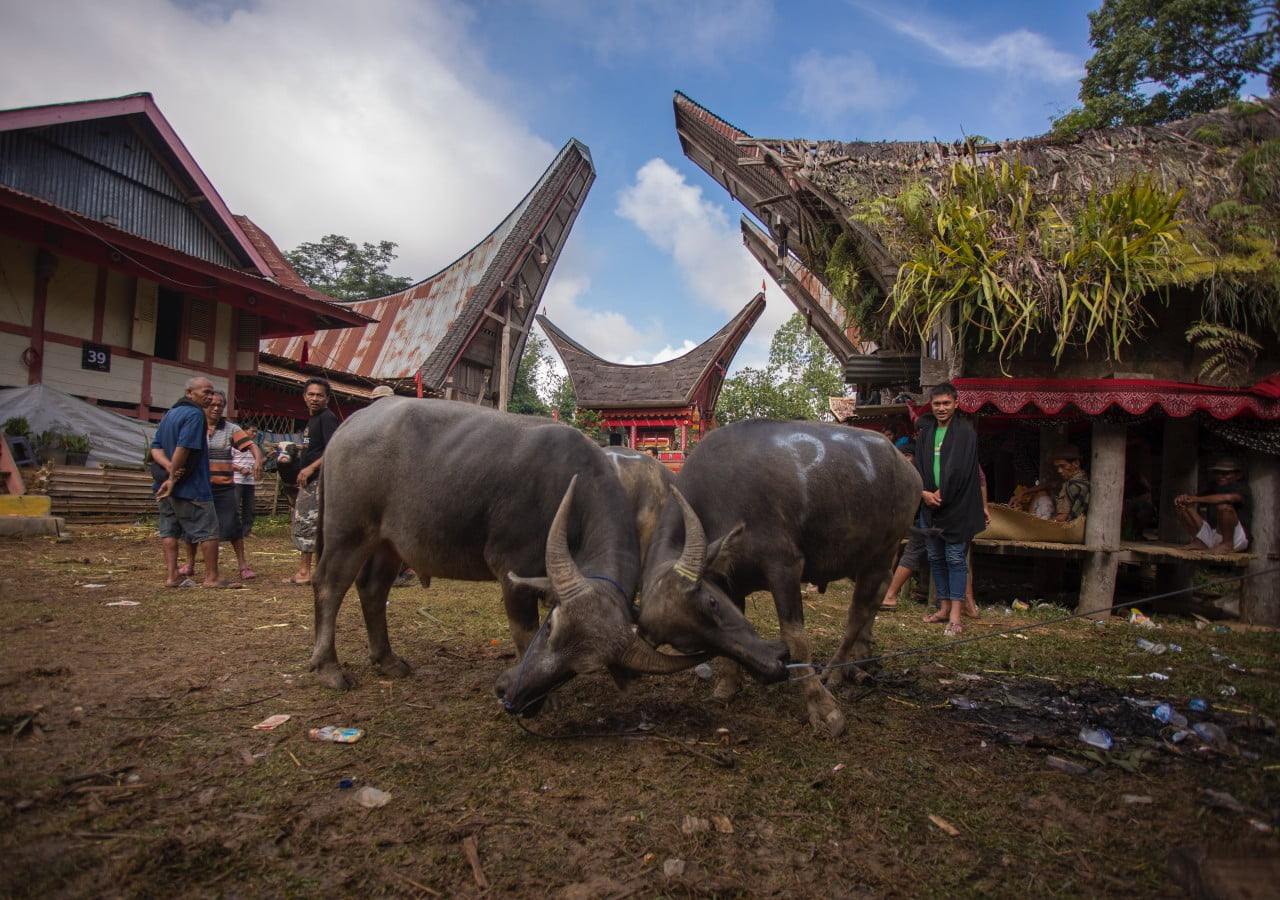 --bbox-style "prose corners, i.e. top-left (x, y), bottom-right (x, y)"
top-left (670, 486), bottom-right (706, 583)
top-left (617, 633), bottom-right (711, 675)
top-left (545, 475), bottom-right (592, 603)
